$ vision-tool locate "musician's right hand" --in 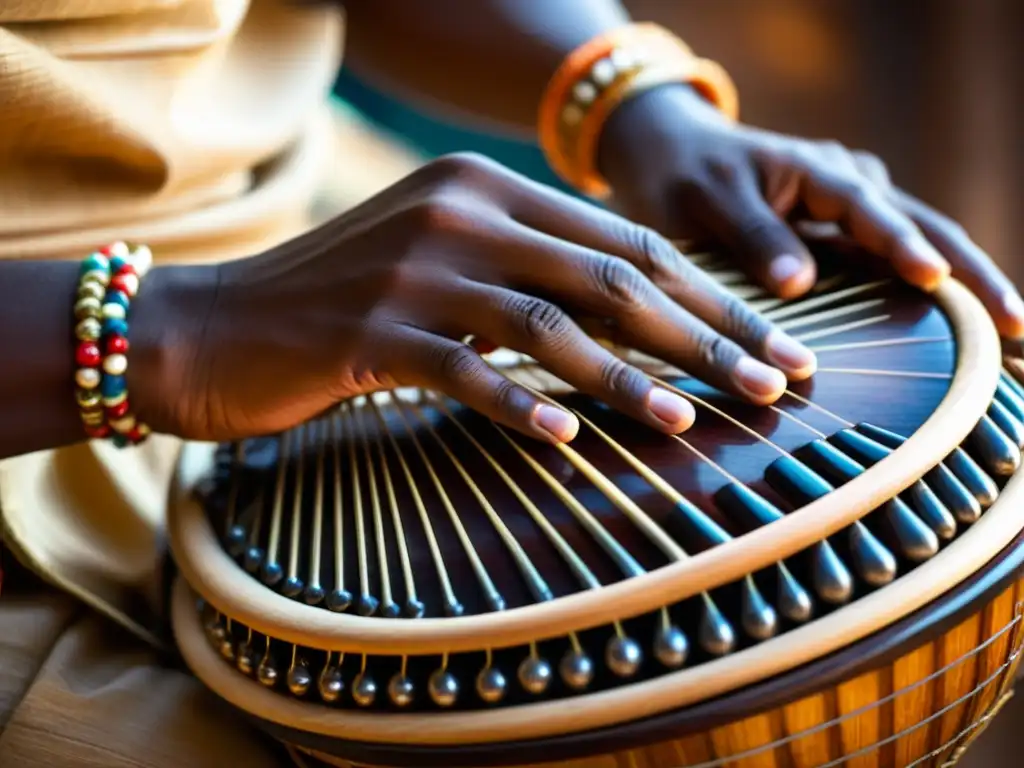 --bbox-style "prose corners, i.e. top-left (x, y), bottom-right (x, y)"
top-left (129, 153), bottom-right (816, 445)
